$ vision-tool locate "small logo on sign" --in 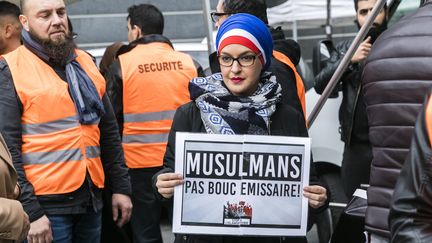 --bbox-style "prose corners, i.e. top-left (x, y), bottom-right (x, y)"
top-left (223, 201), bottom-right (252, 225)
